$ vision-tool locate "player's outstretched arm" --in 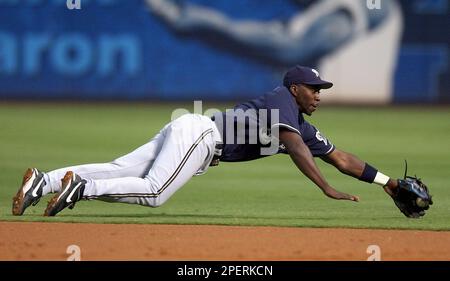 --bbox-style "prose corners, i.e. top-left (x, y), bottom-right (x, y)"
top-left (320, 149), bottom-right (398, 194)
top-left (279, 129), bottom-right (359, 202)
top-left (321, 149), bottom-right (434, 218)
